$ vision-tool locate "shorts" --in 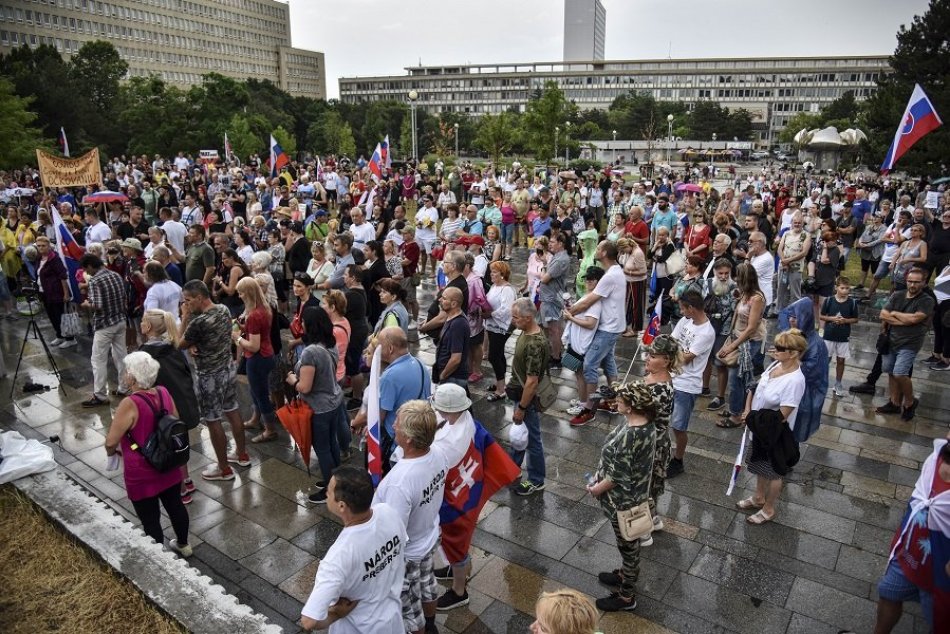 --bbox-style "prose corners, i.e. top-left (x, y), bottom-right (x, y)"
top-left (873, 259), bottom-right (893, 280)
top-left (399, 276), bottom-right (417, 305)
top-left (196, 367), bottom-right (239, 422)
top-left (401, 546), bottom-right (439, 632)
top-left (345, 336), bottom-right (365, 377)
top-left (539, 300), bottom-right (564, 325)
top-left (583, 330), bottom-right (620, 385)
top-left (469, 330), bottom-right (485, 348)
top-left (877, 559), bottom-right (933, 628)
top-left (671, 389), bottom-right (698, 432)
top-left (825, 340), bottom-right (851, 359)
top-left (882, 347), bottom-right (916, 377)
top-left (326, 189), bottom-right (338, 201)
top-left (711, 334), bottom-right (729, 368)
top-left (501, 222), bottom-right (514, 243)
top-left (860, 257), bottom-right (880, 273)
top-left (416, 236), bottom-right (436, 254)
top-left (815, 283), bottom-right (835, 298)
